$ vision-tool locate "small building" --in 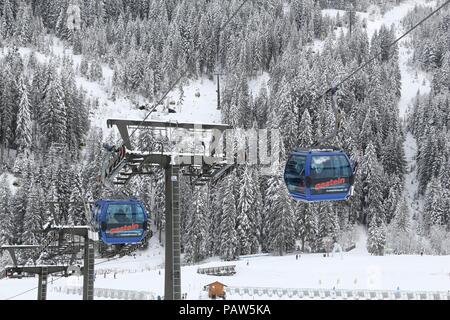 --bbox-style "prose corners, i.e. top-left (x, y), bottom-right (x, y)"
top-left (207, 281), bottom-right (227, 299)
